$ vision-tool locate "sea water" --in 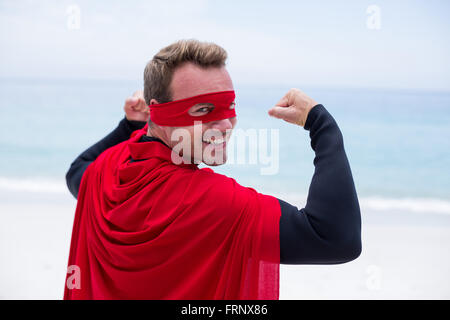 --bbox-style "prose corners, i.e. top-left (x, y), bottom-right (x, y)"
top-left (1, 78), bottom-right (449, 215)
